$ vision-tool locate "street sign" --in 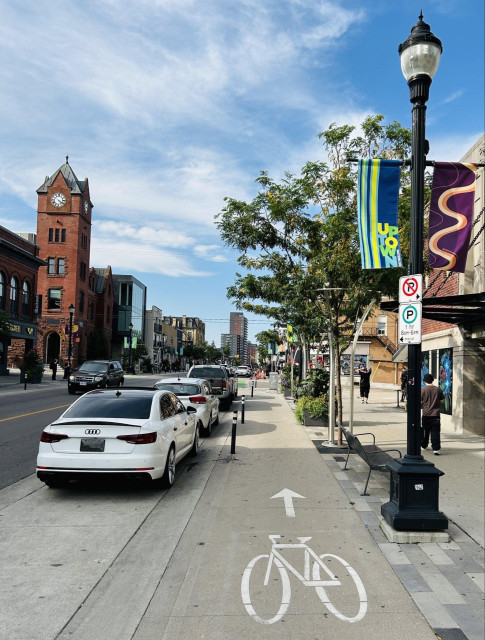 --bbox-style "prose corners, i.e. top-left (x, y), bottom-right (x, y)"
top-left (398, 302), bottom-right (422, 344)
top-left (399, 274), bottom-right (422, 303)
